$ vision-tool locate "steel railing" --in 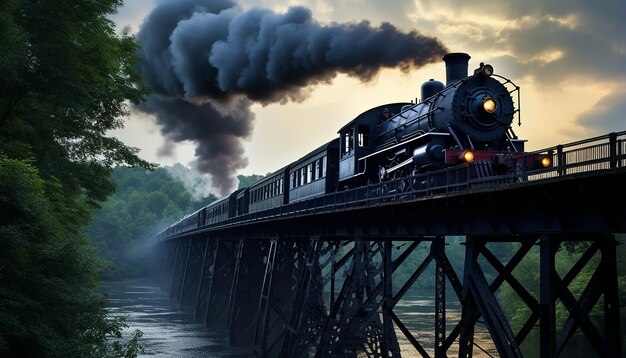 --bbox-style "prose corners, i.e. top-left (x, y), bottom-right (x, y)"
top-left (156, 131), bottom-right (626, 241)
